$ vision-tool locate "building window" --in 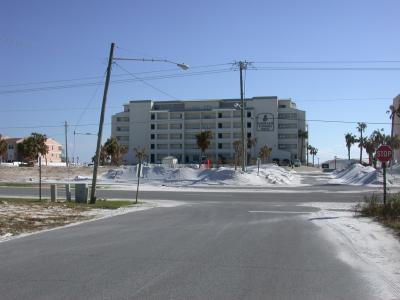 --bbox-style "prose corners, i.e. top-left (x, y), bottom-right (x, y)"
top-left (218, 133), bottom-right (222, 139)
top-left (247, 111), bottom-right (251, 118)
top-left (170, 144), bottom-right (182, 149)
top-left (218, 112), bottom-right (222, 118)
top-left (278, 113), bottom-right (297, 120)
top-left (247, 122), bottom-right (251, 128)
top-left (218, 143), bottom-right (222, 149)
top-left (170, 112), bottom-right (182, 119)
top-left (151, 134), bottom-right (155, 140)
top-left (218, 123), bottom-right (222, 128)
top-left (170, 123), bottom-right (182, 130)
top-left (117, 126), bottom-right (129, 132)
top-left (170, 133), bottom-right (182, 140)
top-left (151, 144), bottom-right (155, 149)
top-left (157, 113), bottom-right (168, 120)
top-left (278, 144), bottom-right (298, 150)
top-left (116, 117), bottom-right (129, 122)
top-left (116, 136), bottom-right (129, 141)
top-left (151, 124), bottom-right (155, 130)
top-left (247, 133), bottom-right (251, 138)
top-left (279, 104), bottom-right (286, 108)
top-left (278, 123), bottom-right (297, 129)
top-left (278, 133), bottom-right (298, 139)
top-left (151, 113), bottom-right (155, 120)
